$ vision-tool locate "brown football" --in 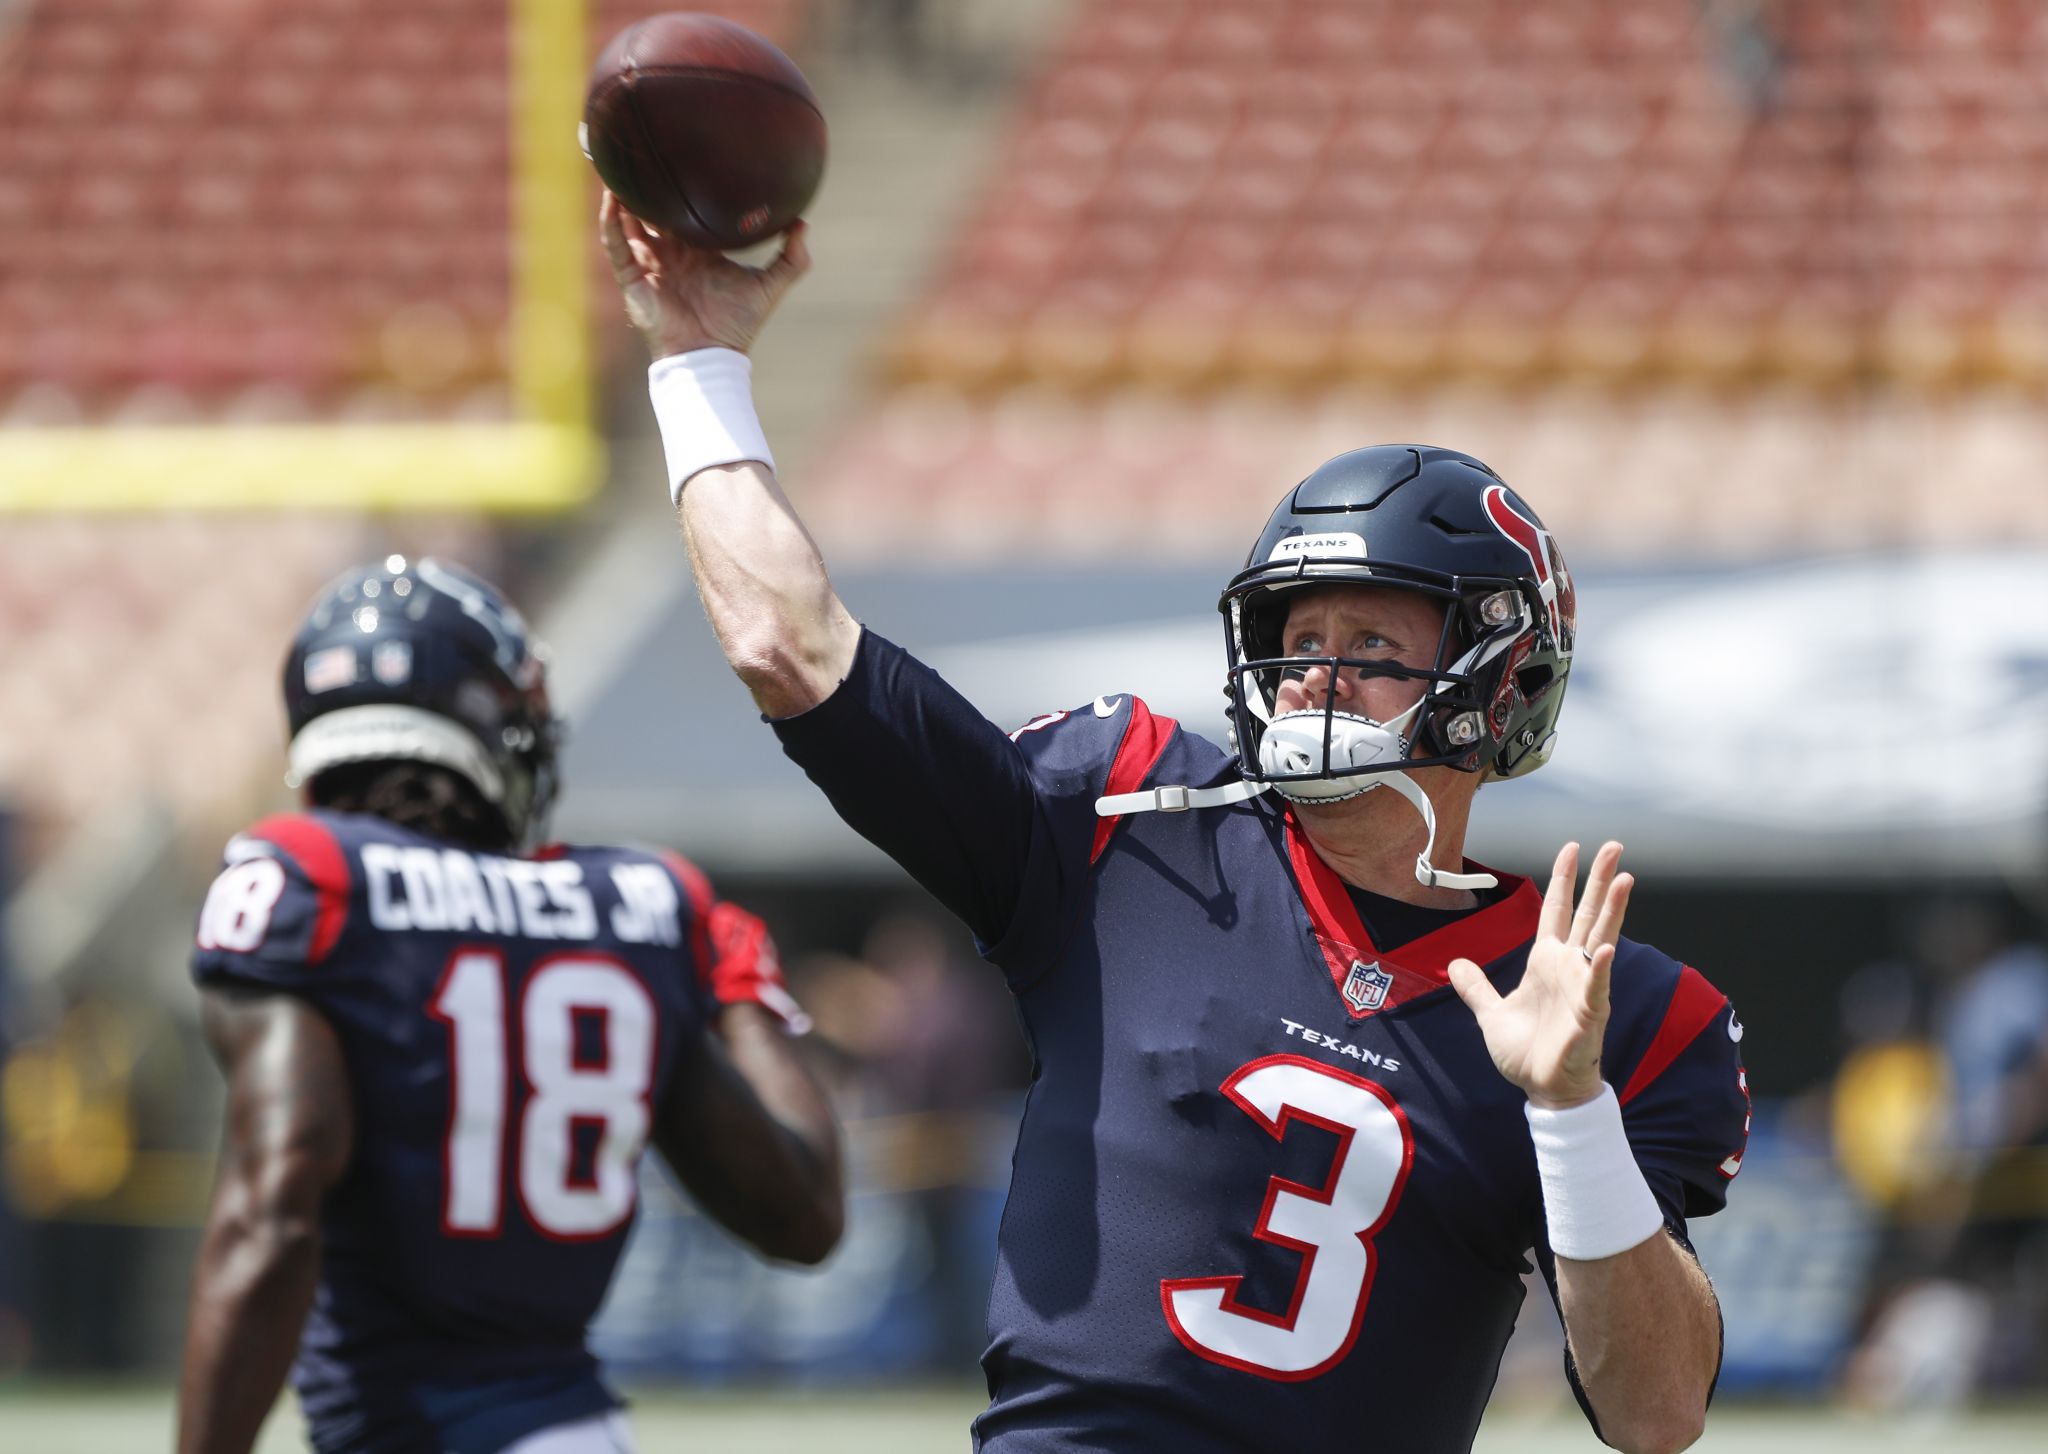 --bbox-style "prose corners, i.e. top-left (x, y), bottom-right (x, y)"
top-left (582, 13), bottom-right (826, 251)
